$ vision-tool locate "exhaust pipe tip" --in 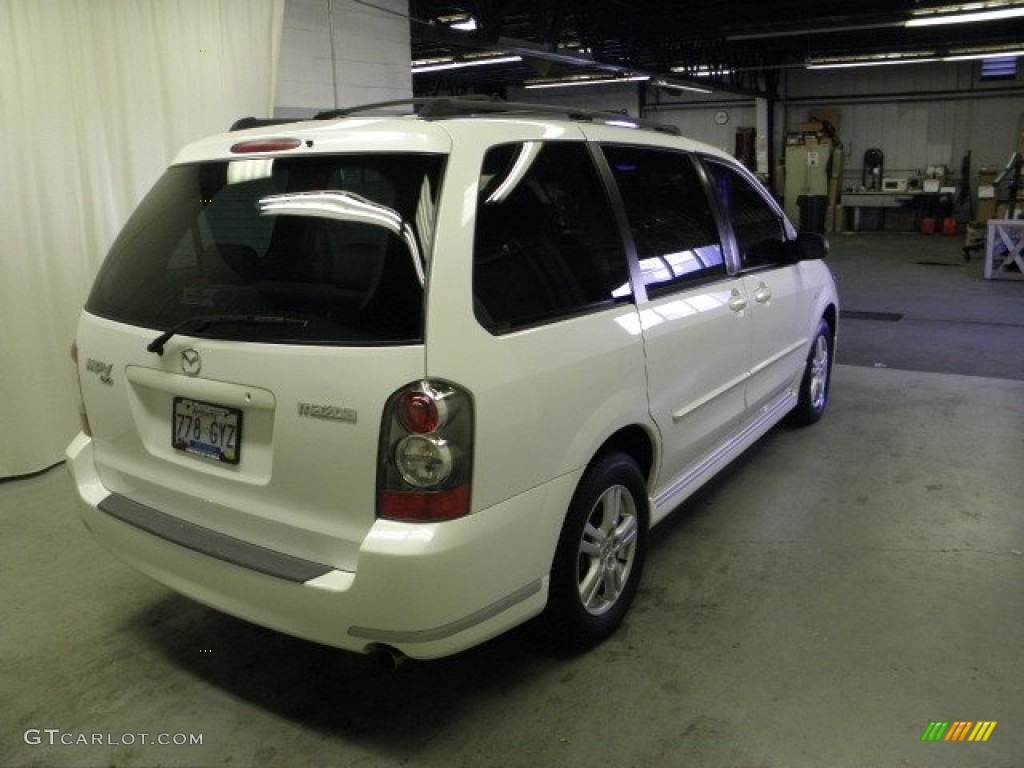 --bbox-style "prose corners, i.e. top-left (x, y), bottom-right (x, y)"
top-left (370, 645), bottom-right (407, 670)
